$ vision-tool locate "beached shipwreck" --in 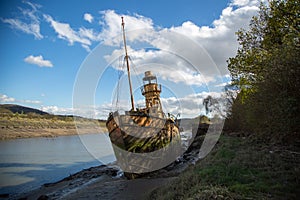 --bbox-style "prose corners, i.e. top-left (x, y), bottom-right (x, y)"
top-left (106, 18), bottom-right (181, 179)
